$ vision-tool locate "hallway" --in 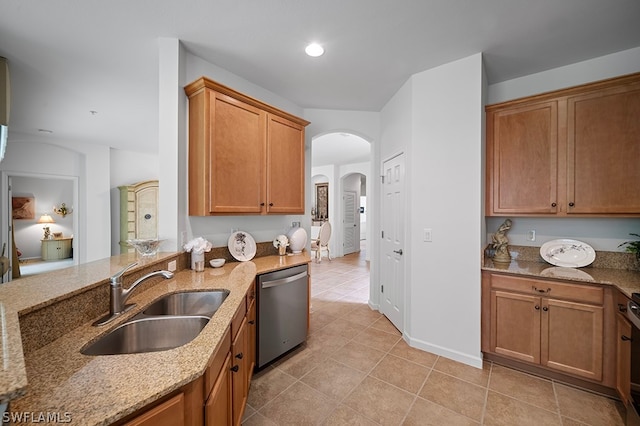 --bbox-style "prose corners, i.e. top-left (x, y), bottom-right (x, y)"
top-left (243, 250), bottom-right (624, 425)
